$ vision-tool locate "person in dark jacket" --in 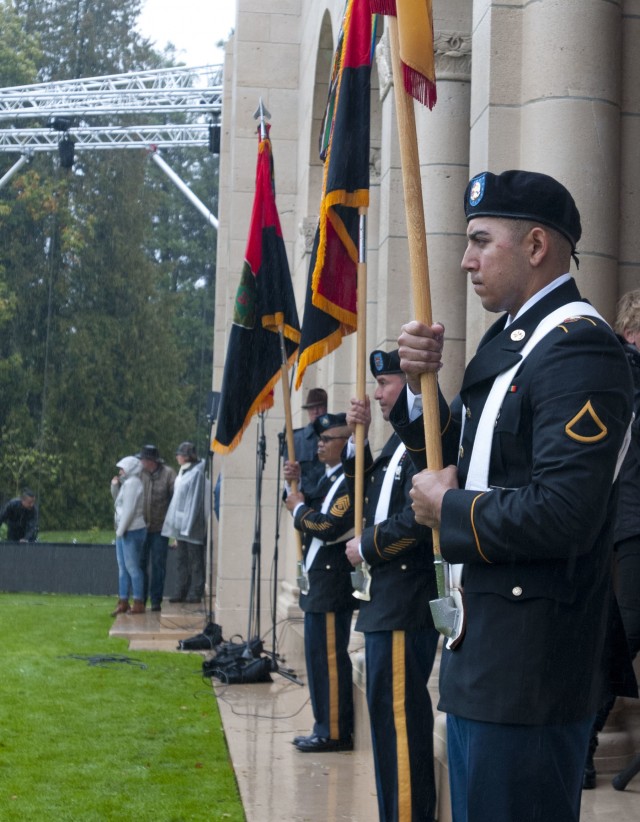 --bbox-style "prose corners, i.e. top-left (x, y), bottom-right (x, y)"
top-left (394, 170), bottom-right (635, 822)
top-left (583, 288), bottom-right (640, 787)
top-left (138, 444), bottom-right (176, 612)
top-left (343, 349), bottom-right (455, 822)
top-left (283, 387), bottom-right (328, 491)
top-left (612, 290), bottom-right (640, 660)
top-left (284, 412), bottom-right (355, 752)
top-left (0, 490), bottom-right (38, 542)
